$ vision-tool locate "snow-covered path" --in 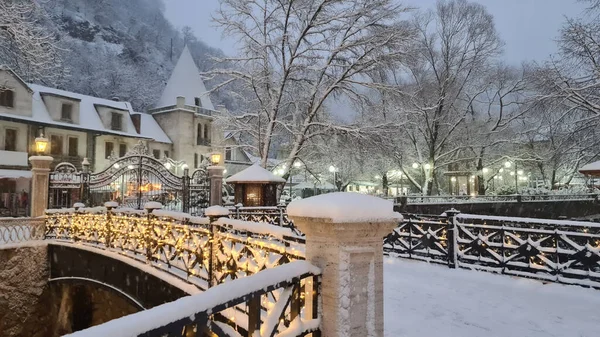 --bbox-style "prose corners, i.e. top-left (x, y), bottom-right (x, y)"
top-left (384, 257), bottom-right (600, 337)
